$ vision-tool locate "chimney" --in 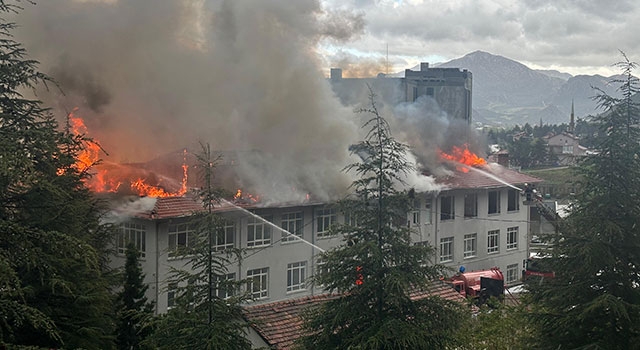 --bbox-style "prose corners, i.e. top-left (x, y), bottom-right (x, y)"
top-left (330, 68), bottom-right (342, 80)
top-left (420, 62), bottom-right (429, 71)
